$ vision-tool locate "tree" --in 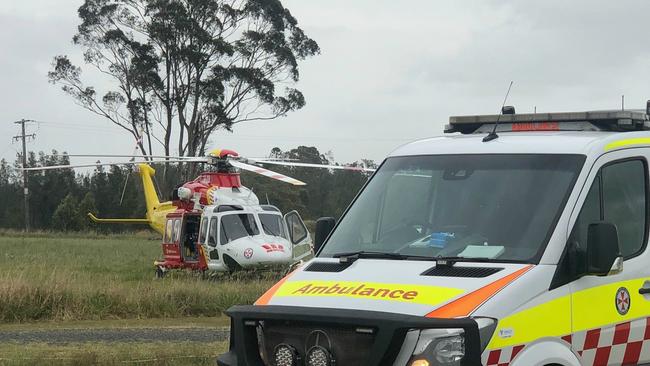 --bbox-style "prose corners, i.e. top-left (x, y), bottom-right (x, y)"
top-left (51, 194), bottom-right (83, 232)
top-left (48, 0), bottom-right (320, 169)
top-left (78, 192), bottom-right (98, 231)
top-left (0, 159), bottom-right (22, 229)
top-left (244, 146), bottom-right (375, 220)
